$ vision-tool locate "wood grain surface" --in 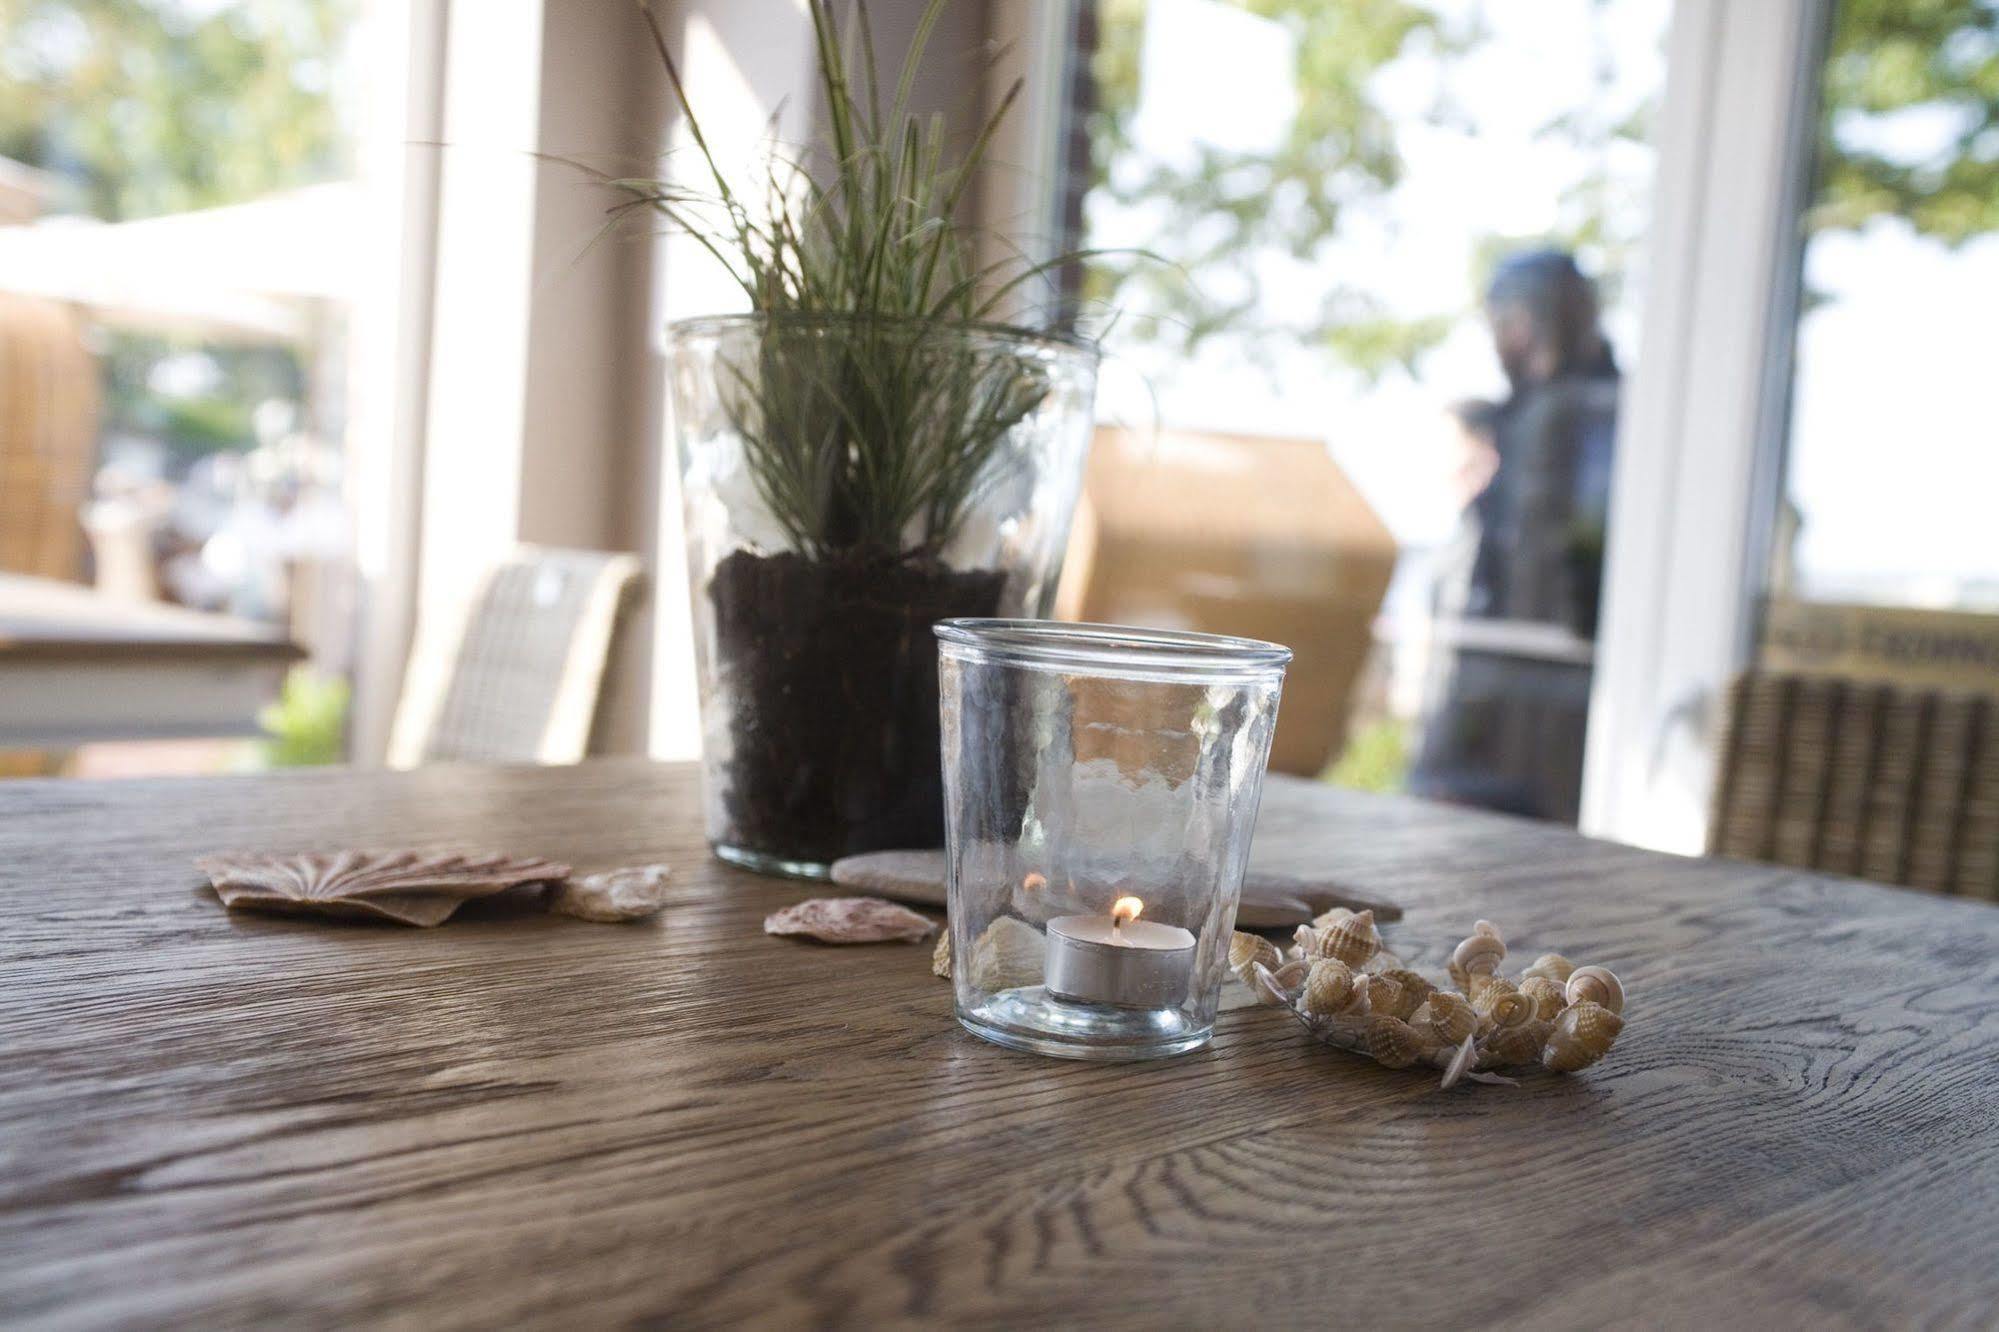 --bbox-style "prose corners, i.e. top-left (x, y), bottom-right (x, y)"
top-left (2, 760), bottom-right (1996, 1329)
